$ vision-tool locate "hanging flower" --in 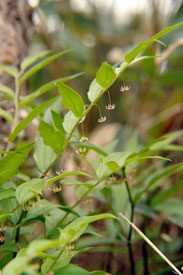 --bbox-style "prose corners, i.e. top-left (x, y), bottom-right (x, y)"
top-left (106, 104), bottom-right (115, 110)
top-left (98, 116), bottom-right (106, 123)
top-left (80, 136), bottom-right (88, 142)
top-left (120, 86), bottom-right (130, 92)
